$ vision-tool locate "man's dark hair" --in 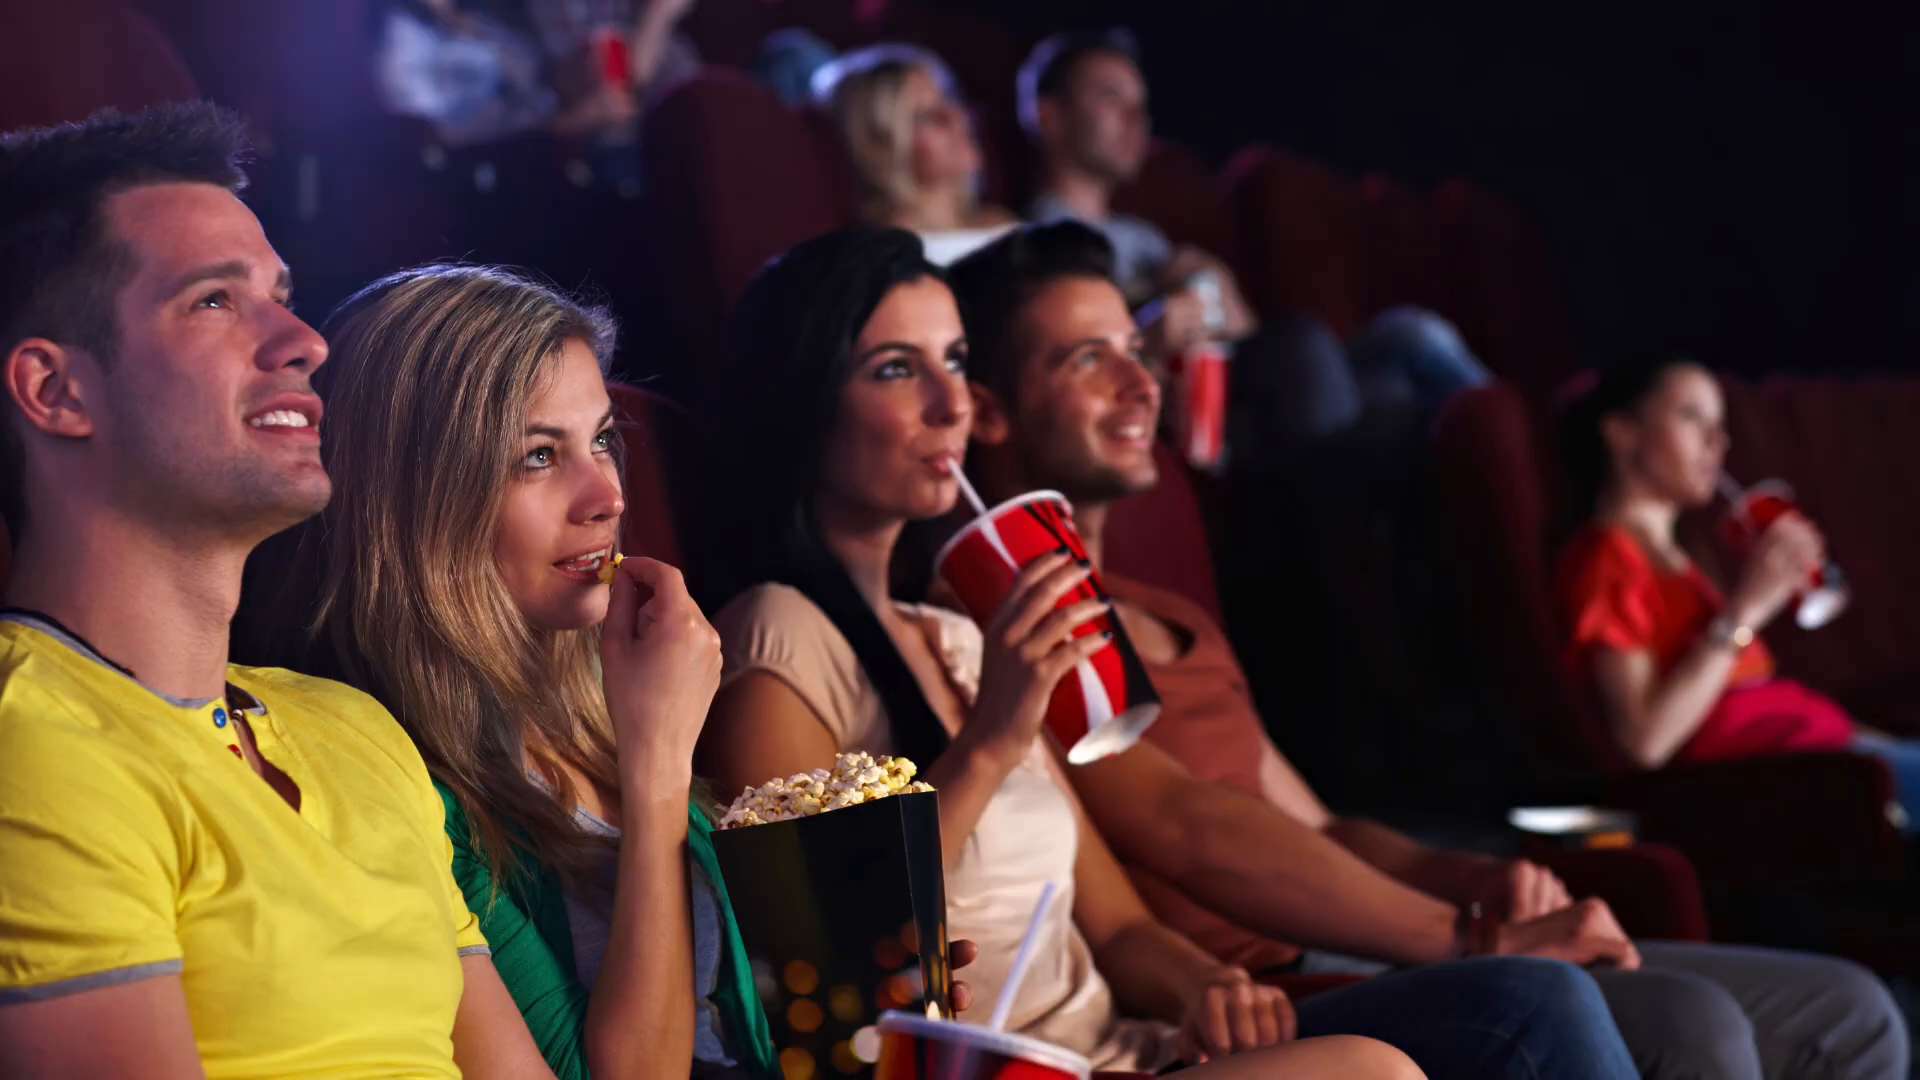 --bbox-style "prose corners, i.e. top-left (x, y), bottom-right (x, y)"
top-left (946, 220), bottom-right (1118, 400)
top-left (1017, 28), bottom-right (1140, 136)
top-left (0, 101), bottom-right (250, 539)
